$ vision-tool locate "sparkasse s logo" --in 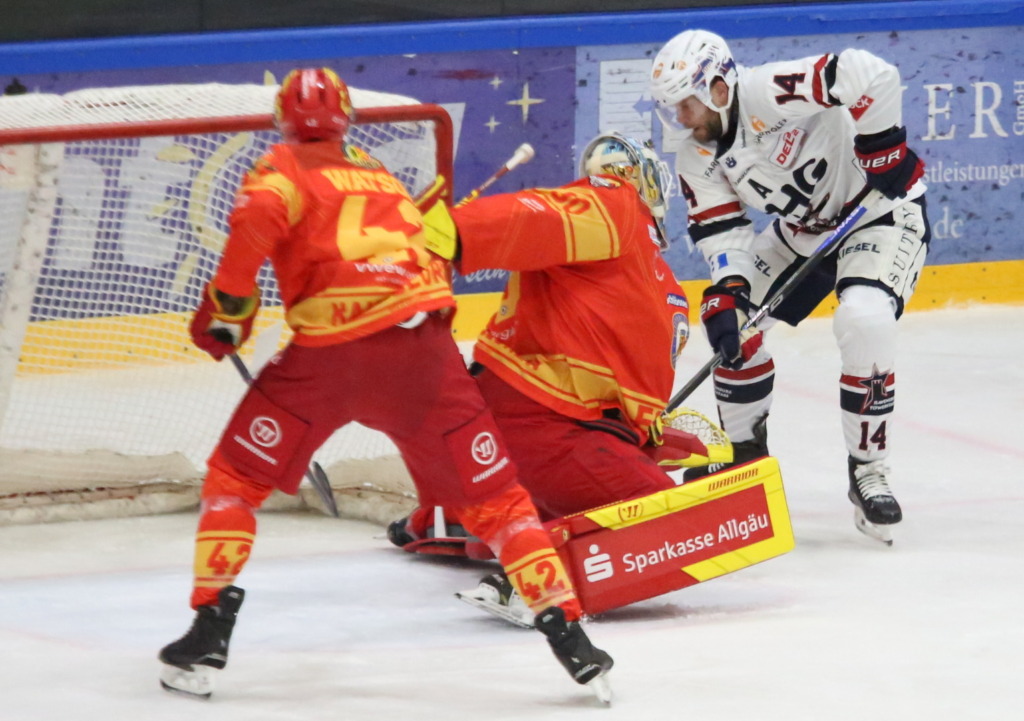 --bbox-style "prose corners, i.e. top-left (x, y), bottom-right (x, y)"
top-left (583, 544), bottom-right (614, 582)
